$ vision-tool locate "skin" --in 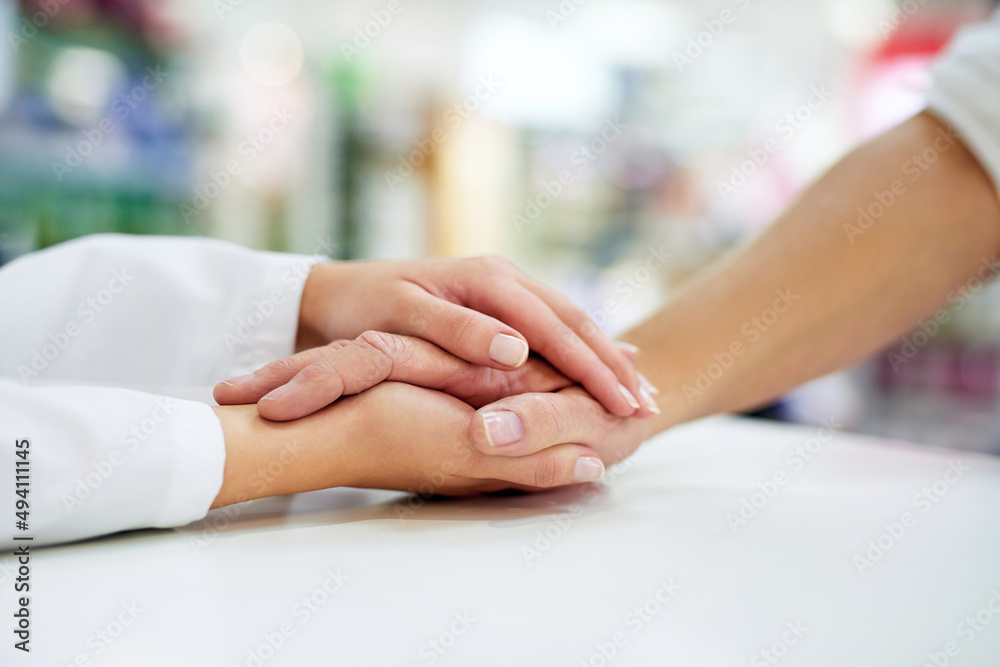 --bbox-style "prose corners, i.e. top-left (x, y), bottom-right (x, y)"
top-left (210, 383), bottom-right (607, 509)
top-left (211, 111), bottom-right (1000, 508)
top-left (290, 255), bottom-right (651, 416)
top-left (471, 111), bottom-right (1000, 461)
